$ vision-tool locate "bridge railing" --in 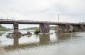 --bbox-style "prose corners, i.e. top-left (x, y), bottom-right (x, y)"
top-left (0, 19), bottom-right (84, 25)
top-left (0, 19), bottom-right (15, 21)
top-left (17, 20), bottom-right (58, 23)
